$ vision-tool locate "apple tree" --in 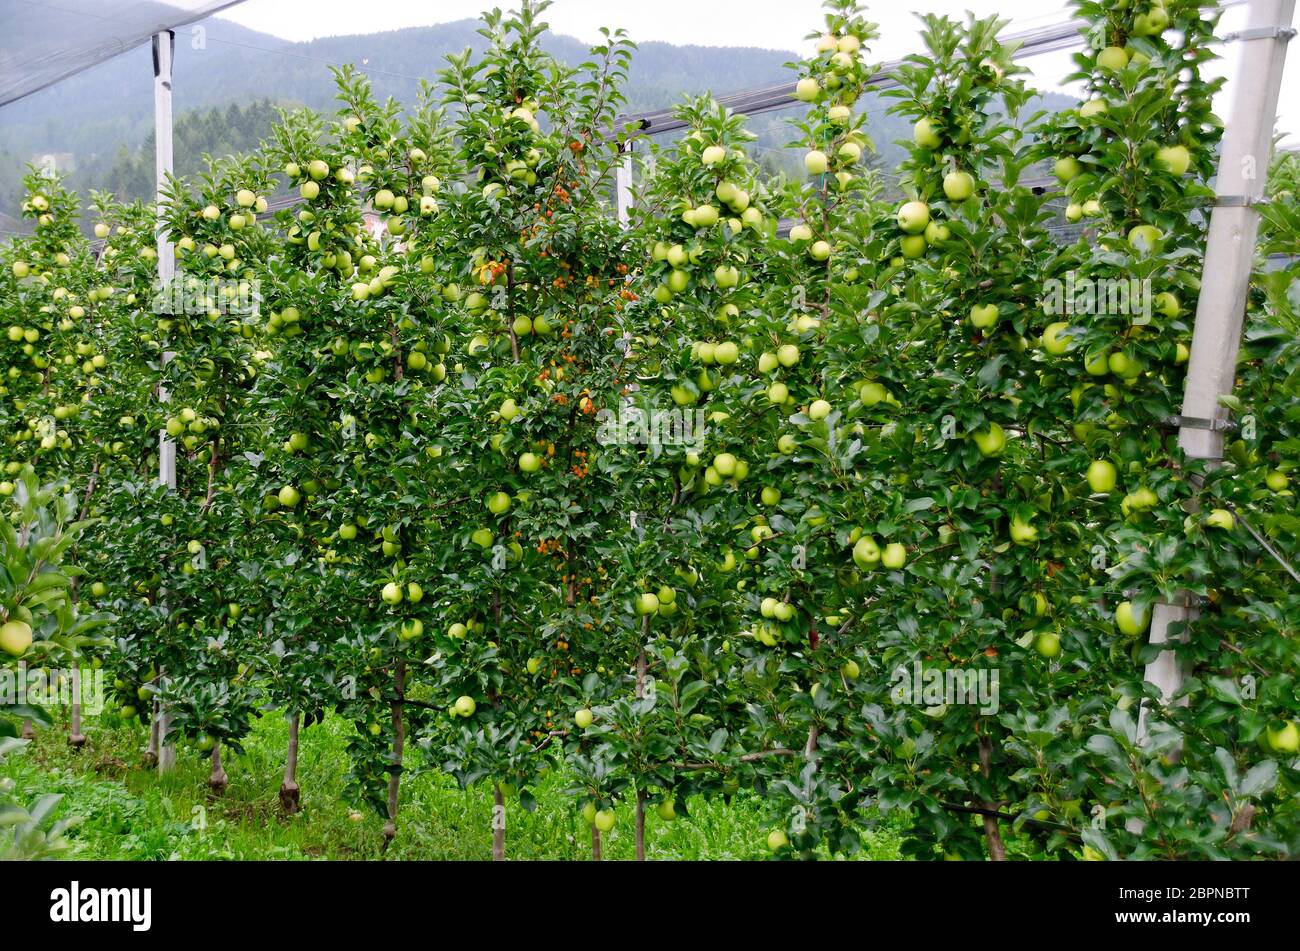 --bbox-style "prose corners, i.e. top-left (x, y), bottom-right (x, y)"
top-left (407, 0), bottom-right (637, 858)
